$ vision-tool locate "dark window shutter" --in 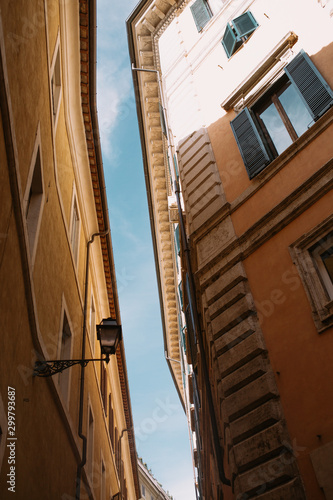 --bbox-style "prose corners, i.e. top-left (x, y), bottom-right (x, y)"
top-left (178, 281), bottom-right (183, 309)
top-left (174, 224), bottom-right (180, 255)
top-left (185, 305), bottom-right (197, 368)
top-left (222, 23), bottom-right (238, 58)
top-left (173, 153), bottom-right (179, 180)
top-left (284, 50), bottom-right (333, 120)
top-left (190, 0), bottom-right (212, 32)
top-left (230, 108), bottom-right (271, 179)
top-left (233, 11), bottom-right (258, 38)
top-left (159, 102), bottom-right (167, 136)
